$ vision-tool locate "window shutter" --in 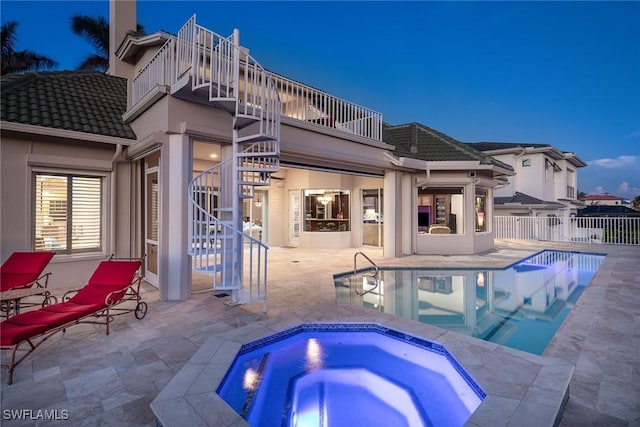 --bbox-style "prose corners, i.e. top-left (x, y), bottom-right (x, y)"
top-left (34, 173), bottom-right (102, 253)
top-left (71, 177), bottom-right (102, 251)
